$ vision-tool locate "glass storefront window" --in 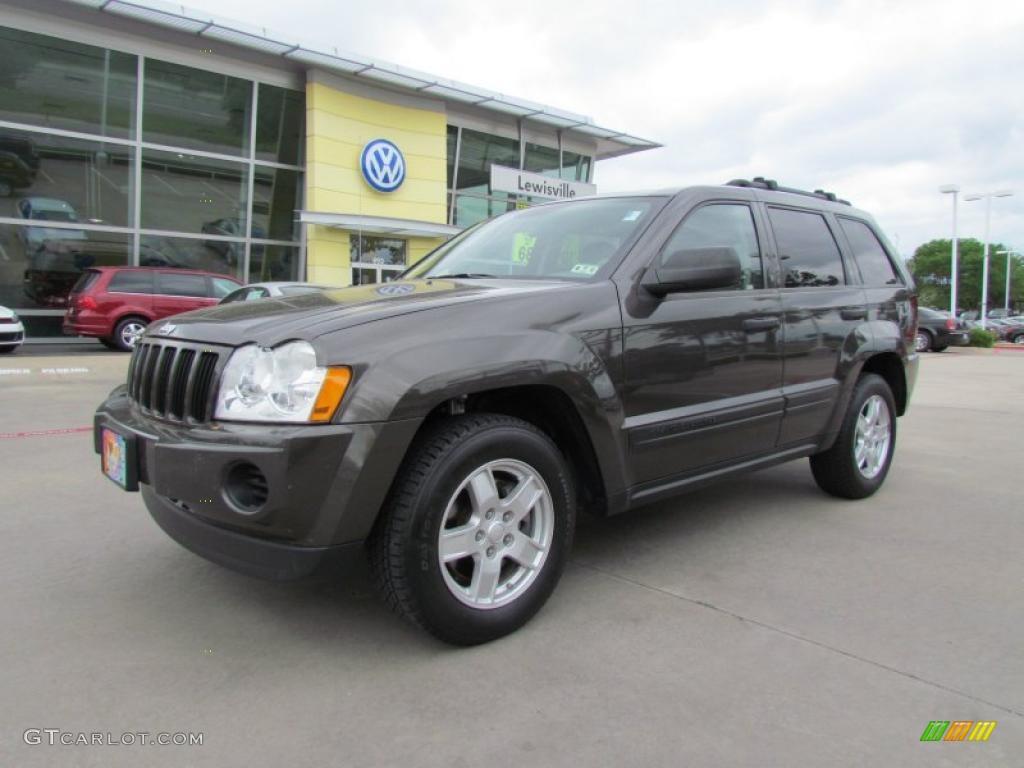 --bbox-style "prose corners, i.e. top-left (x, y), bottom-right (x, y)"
top-left (140, 235), bottom-right (243, 279)
top-left (0, 28), bottom-right (137, 138)
top-left (561, 150), bottom-right (591, 182)
top-left (140, 149), bottom-right (248, 238)
top-left (143, 59), bottom-right (252, 156)
top-left (0, 224), bottom-right (132, 309)
top-left (454, 194), bottom-right (514, 228)
top-left (251, 166), bottom-right (301, 241)
top-left (456, 128), bottom-right (519, 196)
top-left (350, 235), bottom-right (407, 266)
top-left (0, 128), bottom-right (133, 226)
top-left (446, 125), bottom-right (458, 190)
top-left (248, 243), bottom-right (300, 283)
top-left (525, 142), bottom-right (560, 177)
top-left (255, 84), bottom-right (303, 166)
